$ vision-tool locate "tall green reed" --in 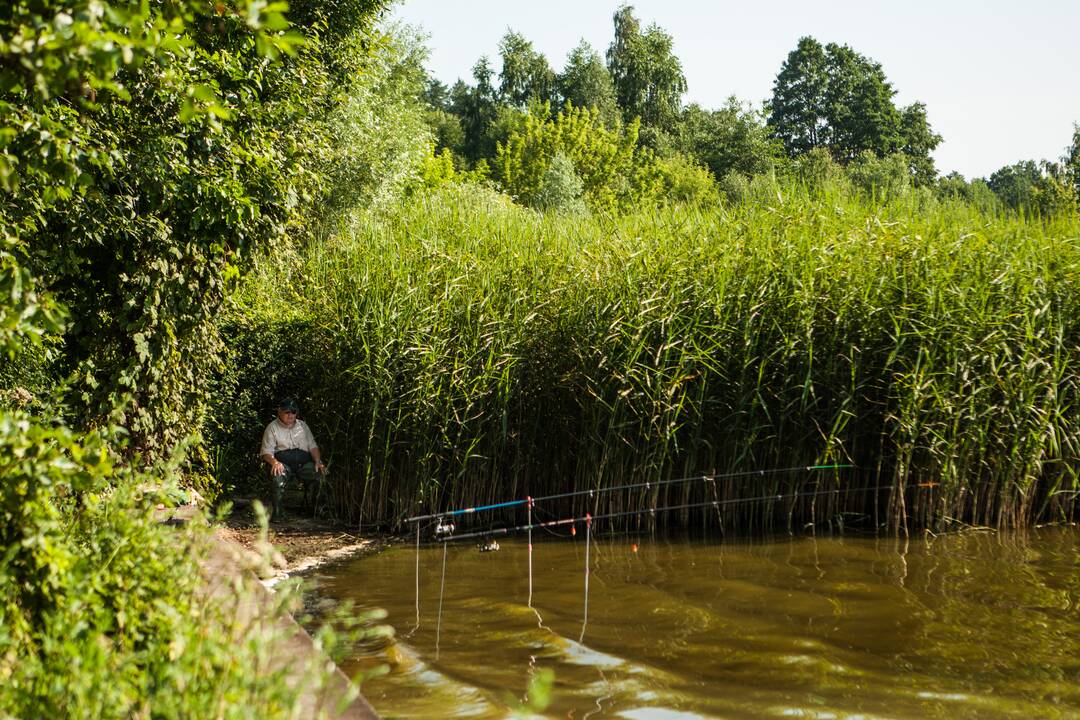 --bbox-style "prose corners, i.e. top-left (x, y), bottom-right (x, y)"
top-left (220, 185), bottom-right (1080, 533)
